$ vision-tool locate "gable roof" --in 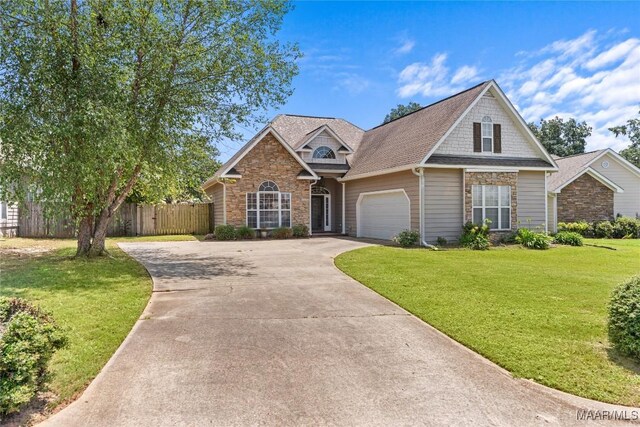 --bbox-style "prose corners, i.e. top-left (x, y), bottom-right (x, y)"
top-left (203, 127), bottom-right (318, 188)
top-left (549, 148), bottom-right (640, 193)
top-left (344, 81), bottom-right (491, 178)
top-left (296, 124), bottom-right (354, 153)
top-left (271, 115), bottom-right (364, 152)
